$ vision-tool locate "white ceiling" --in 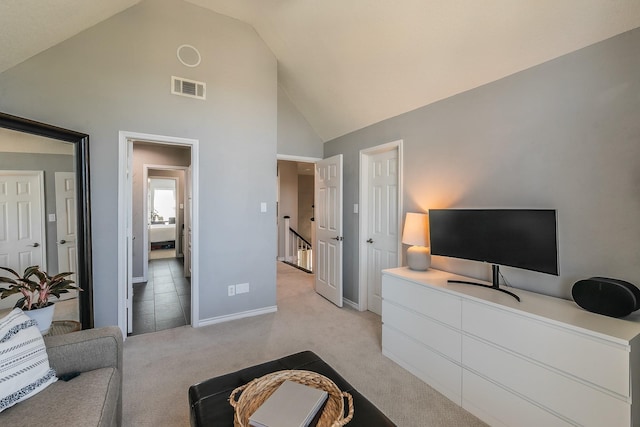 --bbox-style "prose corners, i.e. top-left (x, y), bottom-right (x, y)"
top-left (2, 1), bottom-right (640, 142)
